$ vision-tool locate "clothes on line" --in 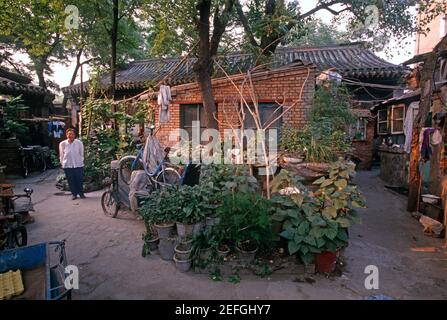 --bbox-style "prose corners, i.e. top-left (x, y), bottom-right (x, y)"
top-left (404, 101), bottom-right (419, 153)
top-left (419, 127), bottom-right (443, 161)
top-left (48, 120), bottom-right (65, 138)
top-left (158, 85), bottom-right (171, 124)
